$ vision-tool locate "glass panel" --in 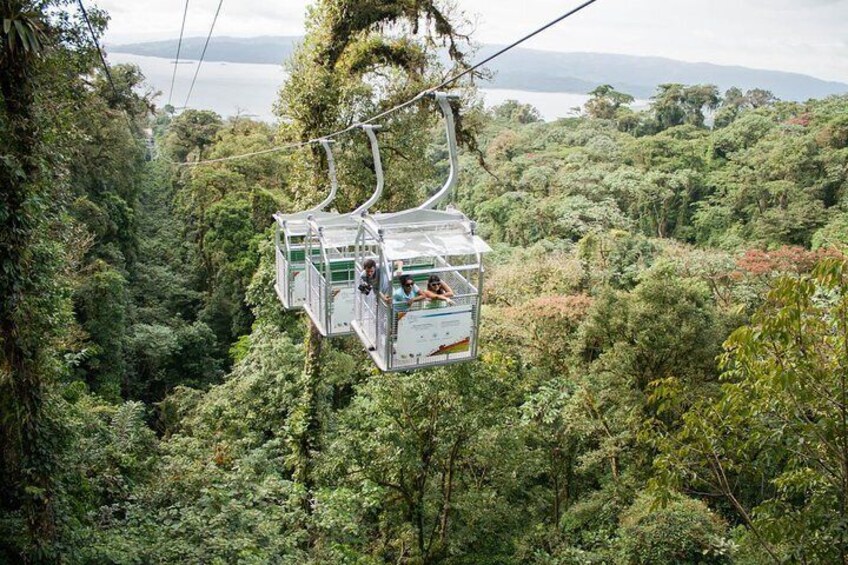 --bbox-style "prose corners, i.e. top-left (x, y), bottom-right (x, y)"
top-left (305, 258), bottom-right (327, 334)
